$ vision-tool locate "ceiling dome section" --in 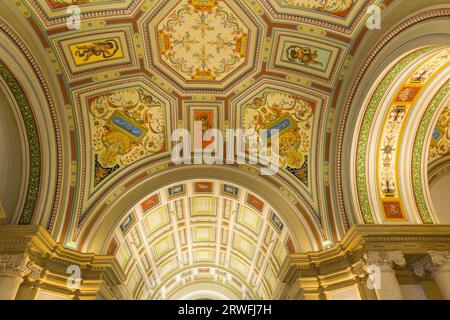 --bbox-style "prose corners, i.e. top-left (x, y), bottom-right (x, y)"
top-left (144, 0), bottom-right (262, 92)
top-left (1, 0), bottom-right (385, 248)
top-left (109, 179), bottom-right (295, 300)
